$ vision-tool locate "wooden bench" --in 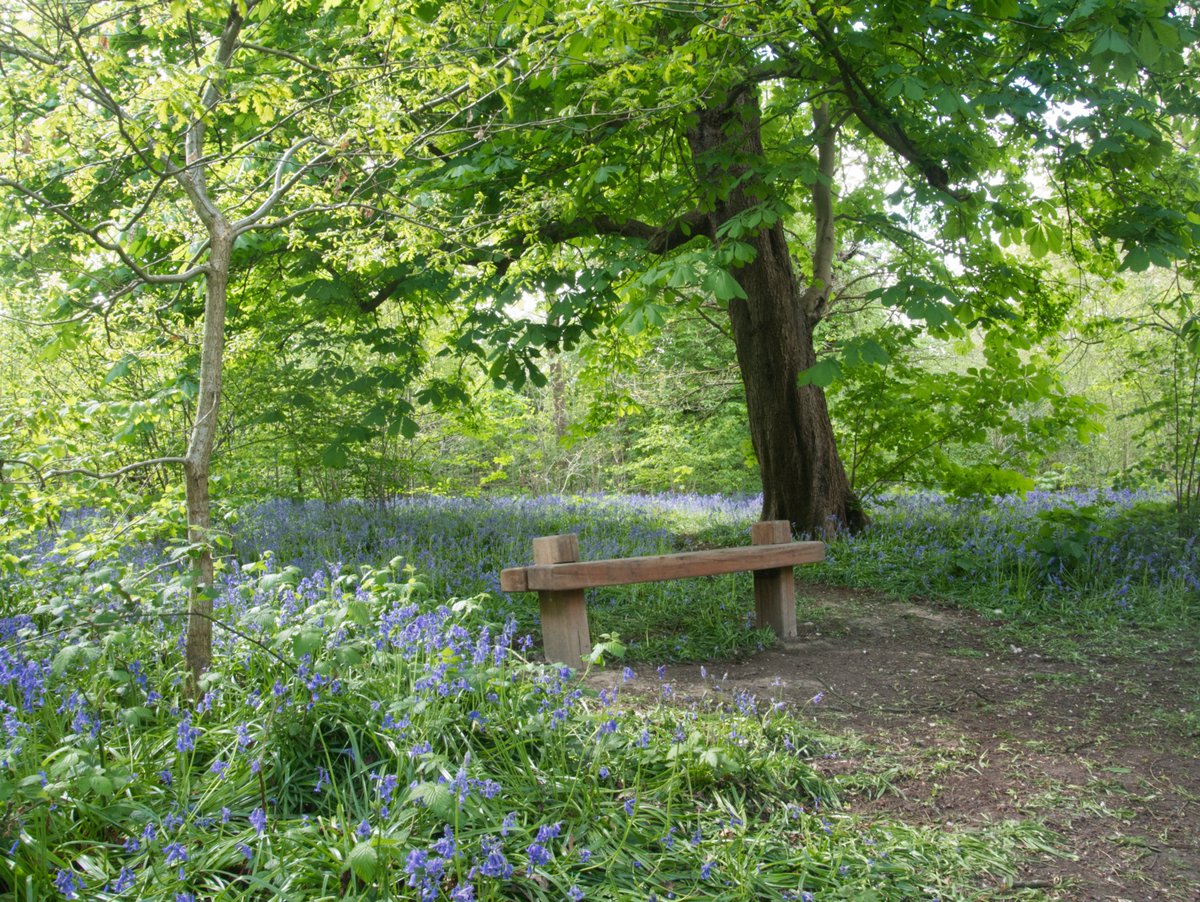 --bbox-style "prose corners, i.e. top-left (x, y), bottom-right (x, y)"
top-left (500, 520), bottom-right (824, 665)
